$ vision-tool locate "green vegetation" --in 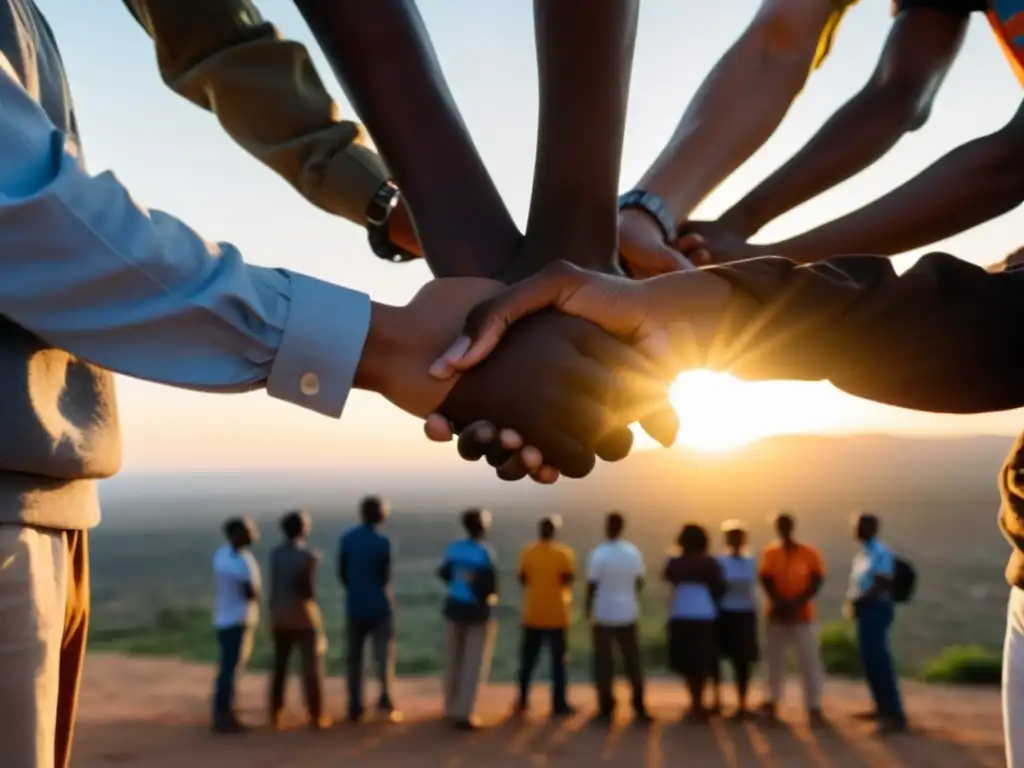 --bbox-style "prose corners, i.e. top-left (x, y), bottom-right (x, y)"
top-left (818, 621), bottom-right (862, 678)
top-left (921, 645), bottom-right (1002, 686)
